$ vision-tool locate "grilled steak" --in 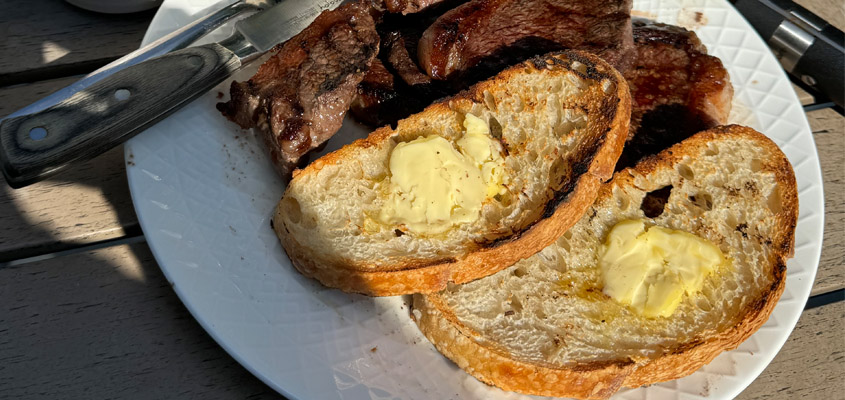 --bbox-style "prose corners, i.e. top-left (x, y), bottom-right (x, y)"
top-left (349, 34), bottom-right (450, 127)
top-left (373, 0), bottom-right (453, 14)
top-left (384, 31), bottom-right (434, 86)
top-left (349, 59), bottom-right (406, 126)
top-left (219, 0), bottom-right (730, 178)
top-left (350, 1), bottom-right (463, 126)
top-left (417, 0), bottom-right (634, 80)
top-left (616, 19), bottom-right (733, 169)
top-left (351, 0), bottom-right (635, 127)
top-left (216, 1), bottom-right (379, 177)
top-left (376, 0), bottom-right (467, 87)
